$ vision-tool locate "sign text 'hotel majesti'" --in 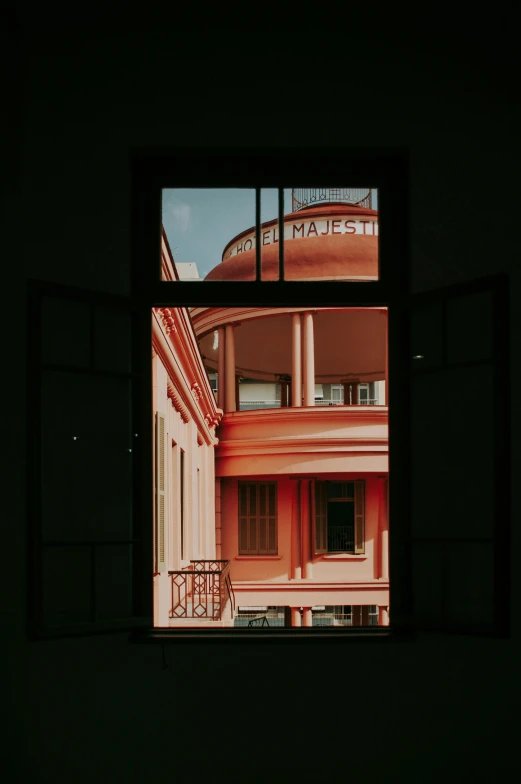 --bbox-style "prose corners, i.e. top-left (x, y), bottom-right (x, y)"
top-left (224, 218), bottom-right (379, 259)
